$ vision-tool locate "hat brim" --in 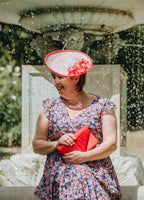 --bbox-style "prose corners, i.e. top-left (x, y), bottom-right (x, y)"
top-left (45, 50), bottom-right (92, 77)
